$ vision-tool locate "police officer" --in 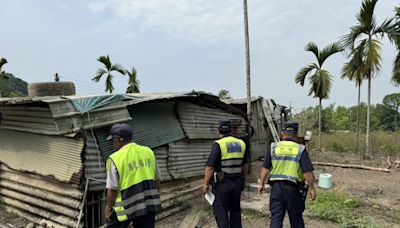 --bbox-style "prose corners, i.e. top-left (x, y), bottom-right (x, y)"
top-left (258, 121), bottom-right (317, 228)
top-left (203, 119), bottom-right (249, 228)
top-left (105, 123), bottom-right (161, 228)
